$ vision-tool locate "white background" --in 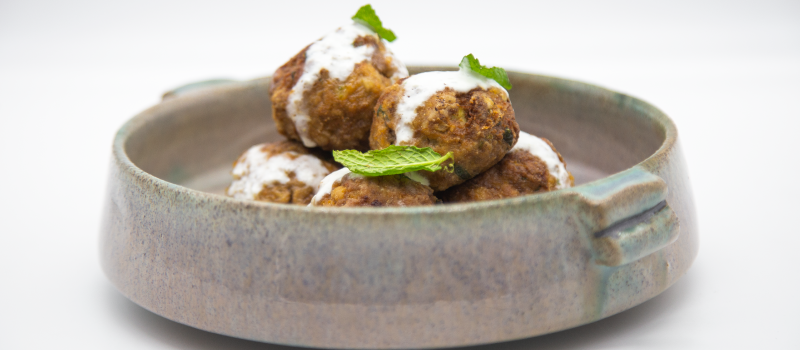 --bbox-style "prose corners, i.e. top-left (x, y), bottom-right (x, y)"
top-left (2, 0), bottom-right (798, 348)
